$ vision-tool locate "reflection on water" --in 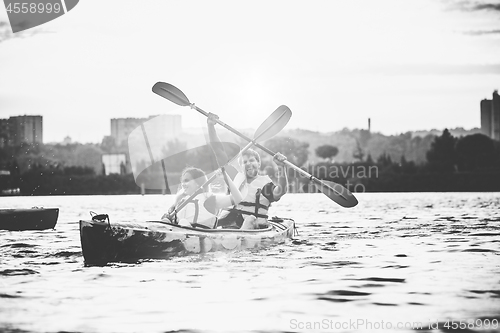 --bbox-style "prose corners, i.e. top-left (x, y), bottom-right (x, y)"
top-left (1, 193), bottom-right (499, 332)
